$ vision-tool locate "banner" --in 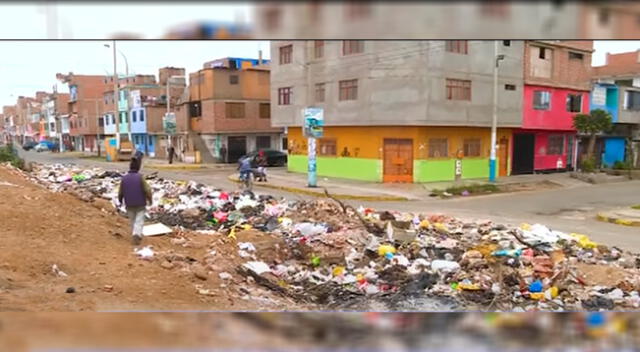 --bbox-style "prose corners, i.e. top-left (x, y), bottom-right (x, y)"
top-left (303, 107), bottom-right (324, 138)
top-left (163, 113), bottom-right (176, 135)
